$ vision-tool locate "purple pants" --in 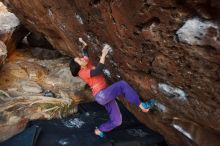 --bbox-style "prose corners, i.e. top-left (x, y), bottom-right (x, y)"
top-left (95, 80), bottom-right (141, 132)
